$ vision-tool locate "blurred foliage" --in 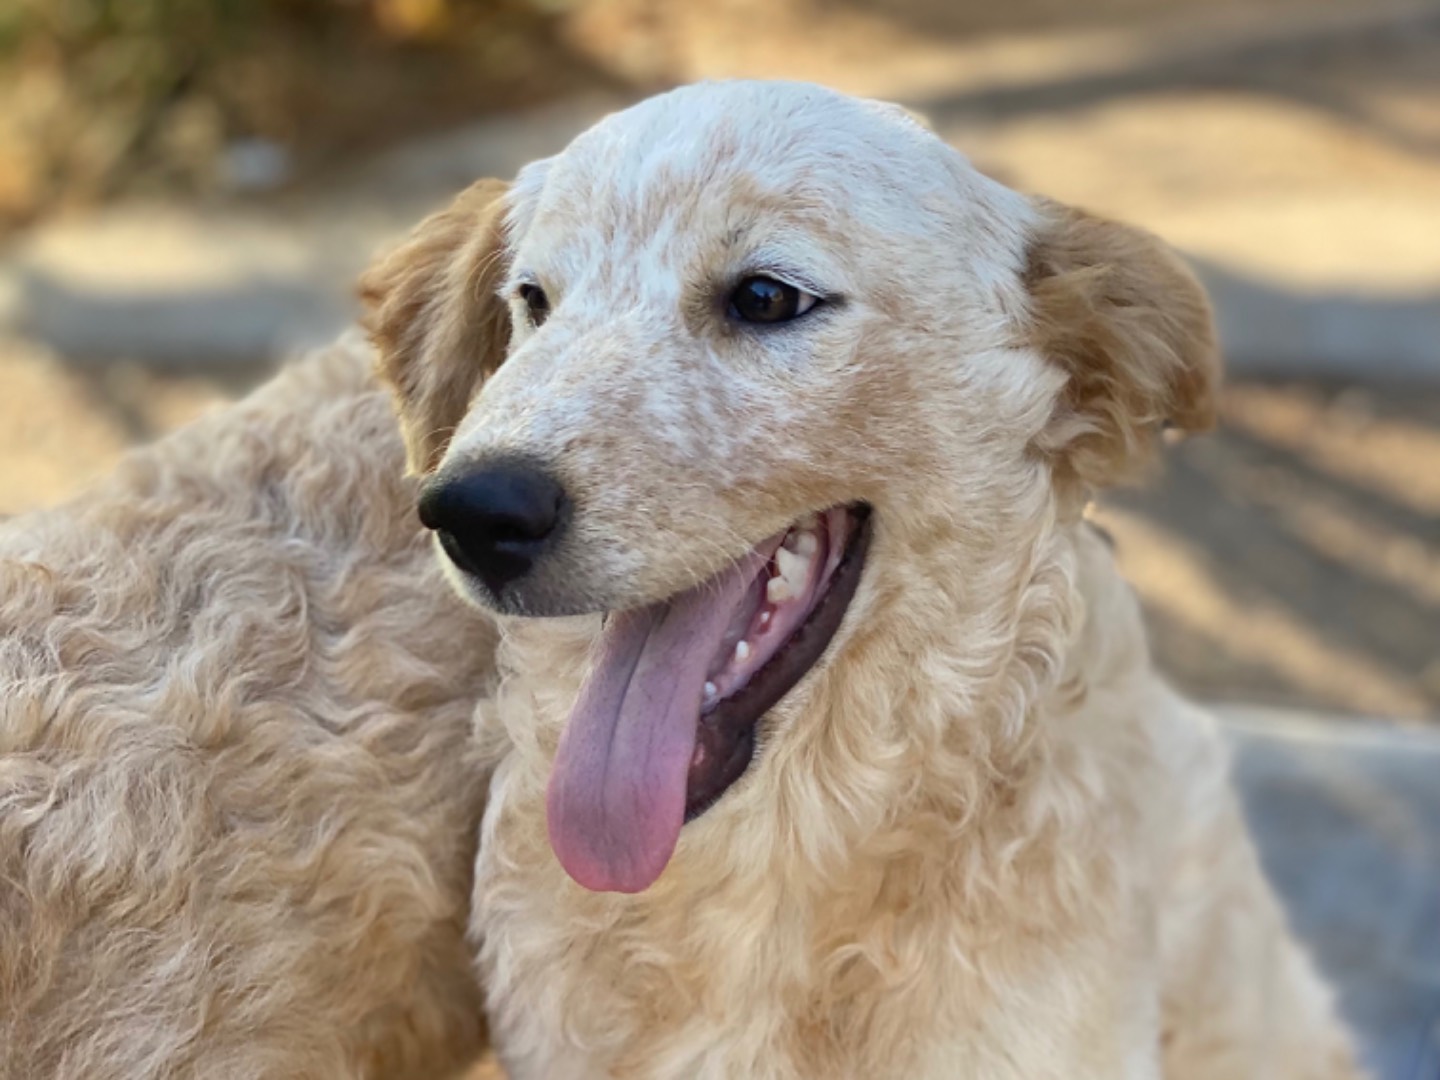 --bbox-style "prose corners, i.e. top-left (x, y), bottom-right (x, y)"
top-left (0, 0), bottom-right (589, 227)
